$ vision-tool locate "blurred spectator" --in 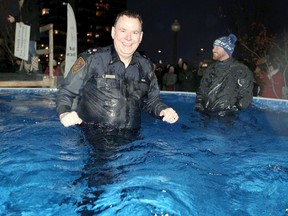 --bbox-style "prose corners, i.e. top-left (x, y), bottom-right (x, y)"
top-left (162, 65), bottom-right (177, 91)
top-left (154, 64), bottom-right (164, 90)
top-left (192, 66), bottom-right (201, 92)
top-left (7, 0), bottom-right (40, 73)
top-left (178, 61), bottom-right (194, 92)
top-left (44, 59), bottom-right (60, 76)
top-left (174, 58), bottom-right (184, 91)
top-left (258, 58), bottom-right (285, 99)
top-left (254, 58), bottom-right (268, 96)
